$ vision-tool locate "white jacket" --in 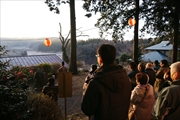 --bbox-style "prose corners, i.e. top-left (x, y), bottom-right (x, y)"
top-left (130, 84), bottom-right (155, 120)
